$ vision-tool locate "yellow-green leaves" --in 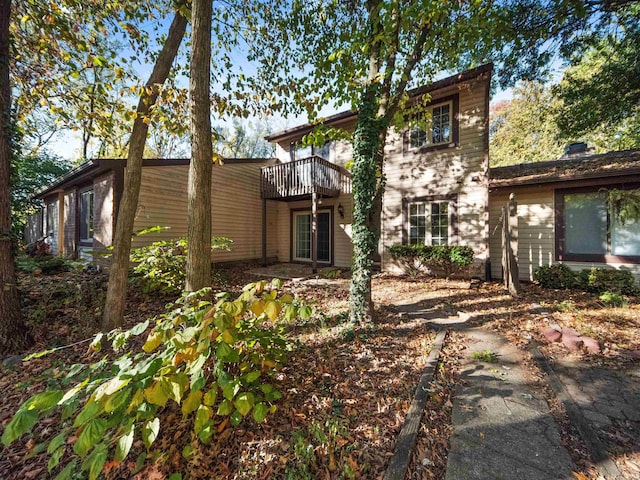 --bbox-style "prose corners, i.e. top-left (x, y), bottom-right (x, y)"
top-left (2, 283), bottom-right (307, 480)
top-left (142, 418), bottom-right (160, 449)
top-left (182, 390), bottom-right (203, 416)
